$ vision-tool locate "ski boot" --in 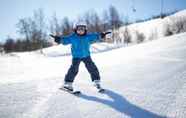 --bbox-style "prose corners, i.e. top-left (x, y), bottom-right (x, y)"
top-left (93, 80), bottom-right (105, 93)
top-left (62, 82), bottom-right (73, 91)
